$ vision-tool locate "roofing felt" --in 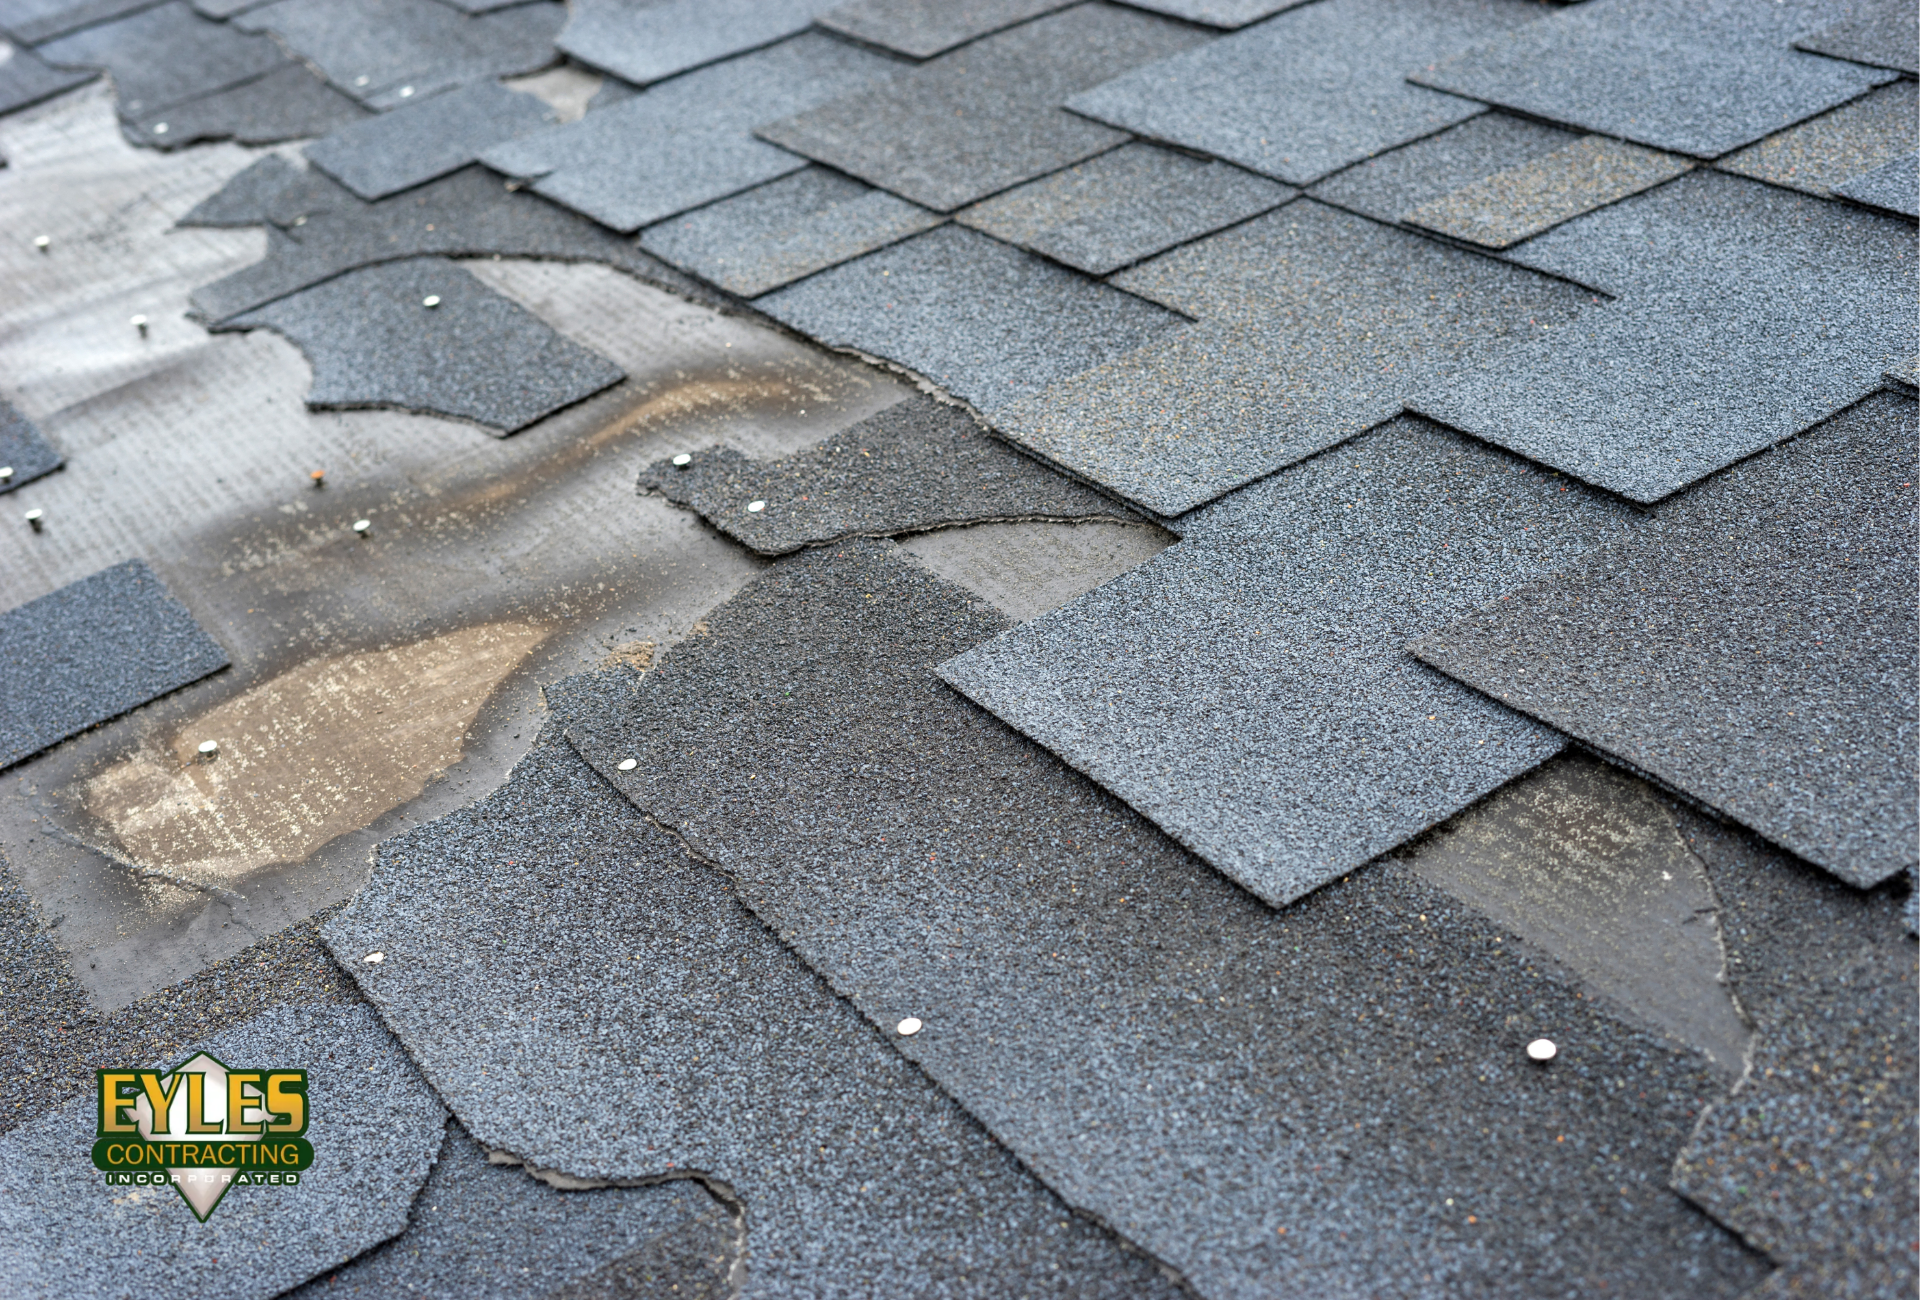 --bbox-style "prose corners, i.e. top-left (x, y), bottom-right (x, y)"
top-left (1063, 0), bottom-right (1542, 187)
top-left (1410, 169), bottom-right (1915, 504)
top-left (1669, 808), bottom-right (1917, 1296)
top-left (225, 257), bottom-right (625, 433)
top-left (0, 396), bottom-right (63, 494)
top-left (37, 1), bottom-right (284, 118)
top-left (304, 80), bottom-right (554, 201)
top-left (986, 199), bottom-right (1595, 518)
top-left (1411, 392), bottom-right (1918, 889)
top-left (0, 42), bottom-right (96, 116)
top-left (1398, 135), bottom-right (1691, 249)
top-left (637, 166), bottom-right (943, 298)
top-left (1794, 0), bottom-right (1919, 75)
top-left (755, 4), bottom-right (1209, 212)
top-left (1837, 149), bottom-right (1920, 217)
top-left (322, 731), bottom-right (1186, 1299)
top-left (282, 1123), bottom-right (739, 1299)
top-left (637, 393), bottom-right (1134, 555)
top-left (0, 559), bottom-right (229, 770)
top-left (816, 0), bottom-right (1077, 59)
top-left (552, 540), bottom-right (1767, 1300)
top-left (121, 59), bottom-right (369, 149)
top-left (938, 416), bottom-right (1639, 905)
top-left (480, 32), bottom-right (900, 233)
top-left (0, 1002), bottom-right (446, 1300)
top-left (1412, 0), bottom-right (1899, 159)
top-left (1304, 109), bottom-right (1579, 226)
top-left (557, 0), bottom-right (837, 86)
top-left (0, 0), bottom-right (154, 44)
top-left (232, 0), bottom-right (563, 110)
top-left (1716, 78), bottom-right (1918, 200)
top-left (757, 222), bottom-right (1184, 416)
top-left (954, 141), bottom-right (1295, 275)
